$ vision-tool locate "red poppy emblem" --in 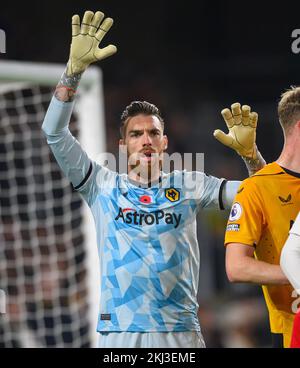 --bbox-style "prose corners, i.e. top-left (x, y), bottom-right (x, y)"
top-left (139, 195), bottom-right (152, 204)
